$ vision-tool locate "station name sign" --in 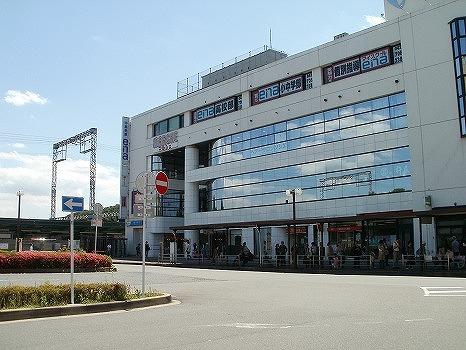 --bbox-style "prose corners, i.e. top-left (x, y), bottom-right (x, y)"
top-left (323, 44), bottom-right (402, 84)
top-left (153, 130), bottom-right (178, 152)
top-left (251, 72), bottom-right (312, 106)
top-left (192, 95), bottom-right (241, 124)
